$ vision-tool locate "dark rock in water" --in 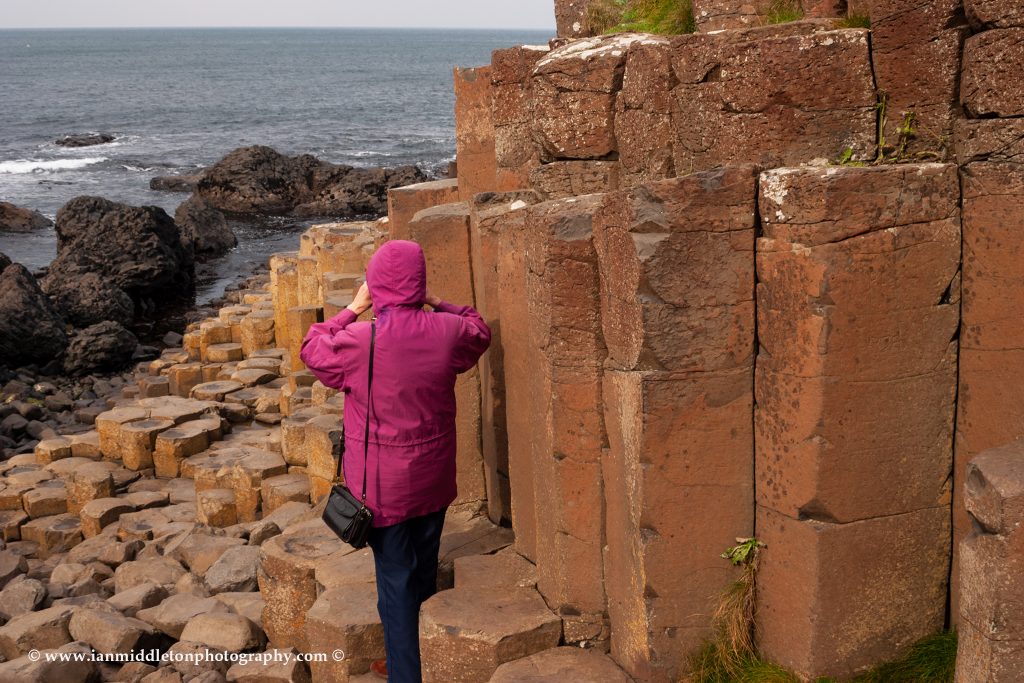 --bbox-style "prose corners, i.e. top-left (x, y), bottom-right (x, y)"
top-left (43, 196), bottom-right (195, 316)
top-left (175, 195), bottom-right (237, 259)
top-left (196, 145), bottom-right (428, 218)
top-left (150, 174), bottom-right (204, 193)
top-left (63, 321), bottom-right (138, 376)
top-left (45, 272), bottom-right (134, 328)
top-left (55, 133), bottom-right (115, 147)
top-left (0, 202), bottom-right (53, 233)
top-left (0, 264), bottom-right (68, 369)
